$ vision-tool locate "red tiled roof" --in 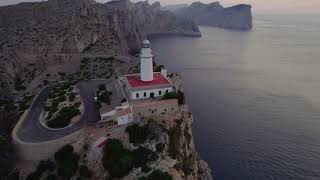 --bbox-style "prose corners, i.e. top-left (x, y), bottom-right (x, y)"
top-left (116, 108), bottom-right (132, 117)
top-left (125, 73), bottom-right (170, 88)
top-left (97, 139), bottom-right (108, 148)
